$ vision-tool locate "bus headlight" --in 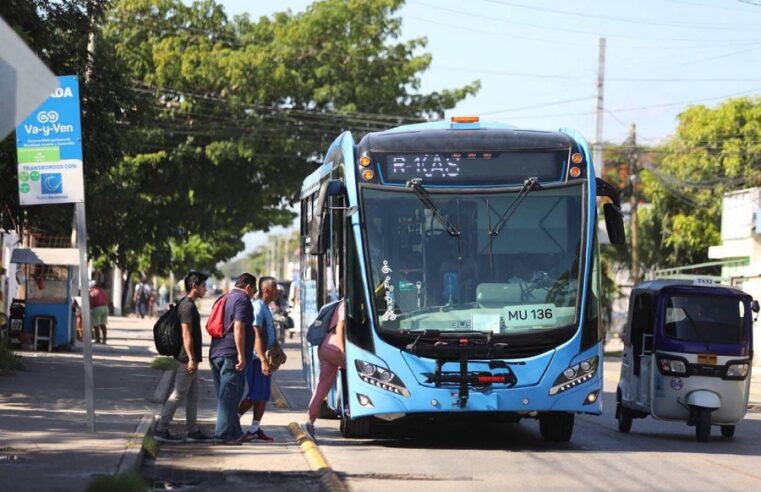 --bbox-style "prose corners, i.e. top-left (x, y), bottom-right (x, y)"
top-left (355, 359), bottom-right (411, 397)
top-left (549, 356), bottom-right (598, 395)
